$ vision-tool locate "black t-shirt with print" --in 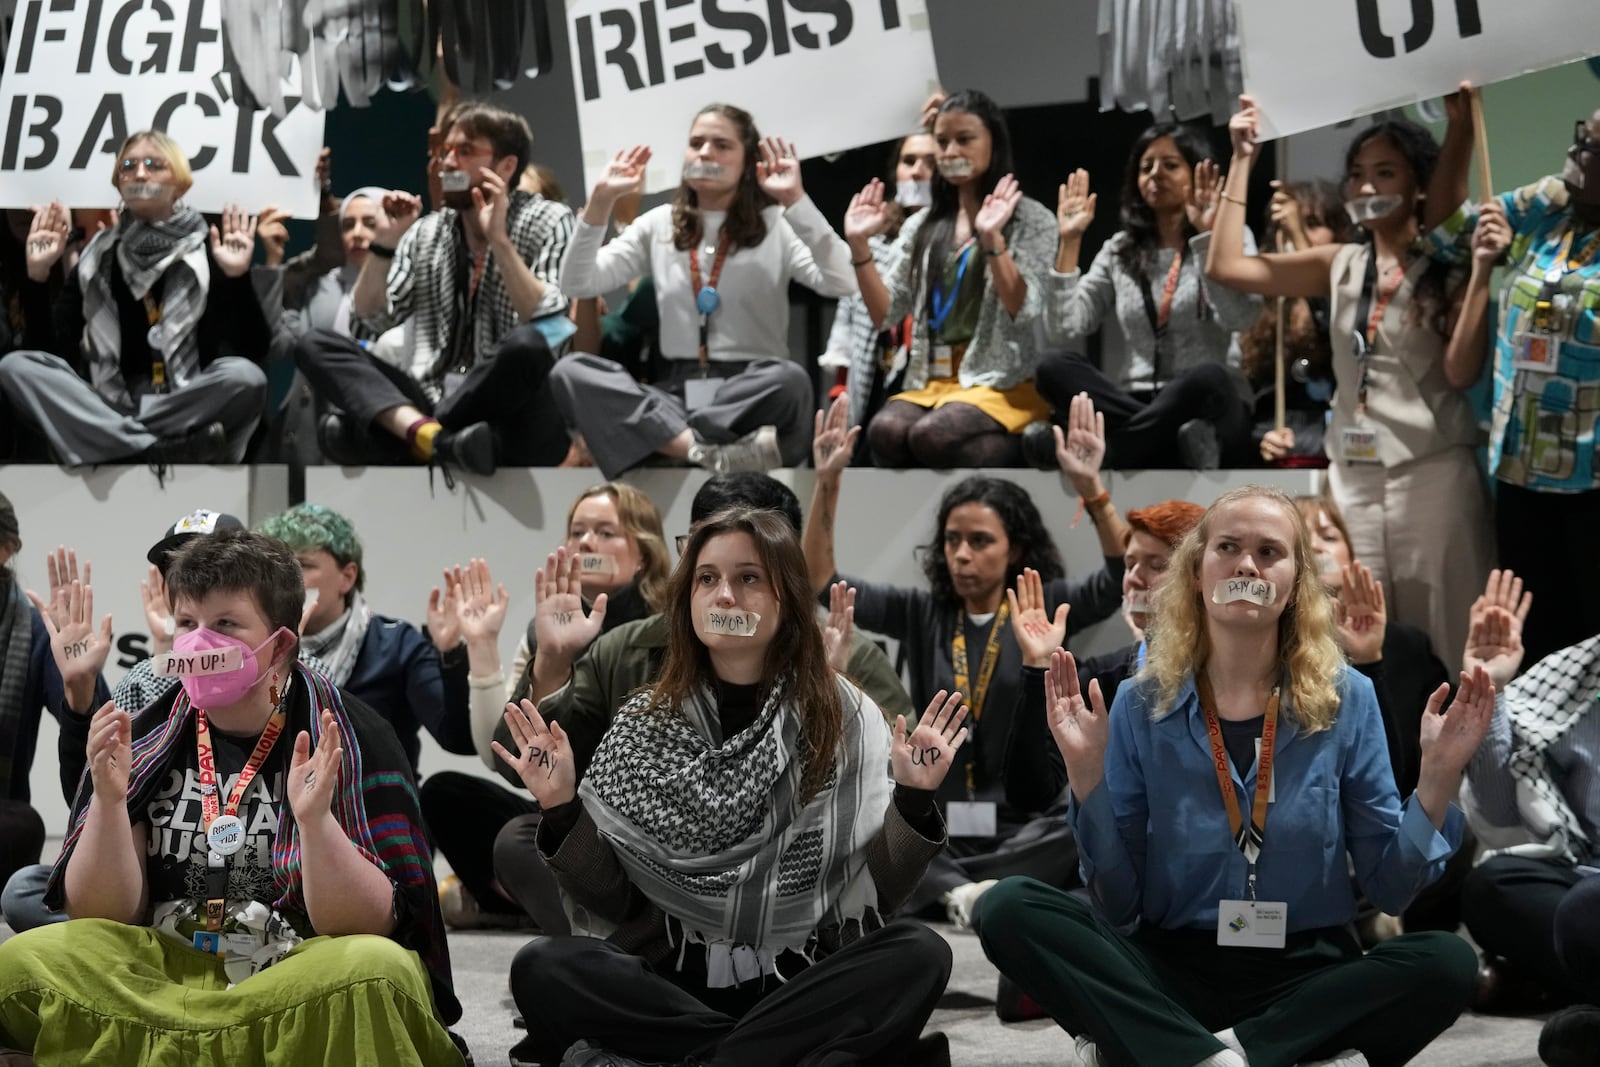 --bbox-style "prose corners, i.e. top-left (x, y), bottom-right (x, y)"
top-left (140, 722), bottom-right (291, 910)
